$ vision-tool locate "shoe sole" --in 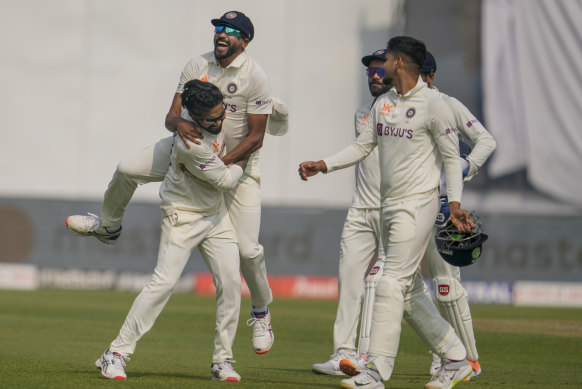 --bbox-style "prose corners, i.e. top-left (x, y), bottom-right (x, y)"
top-left (95, 358), bottom-right (126, 380)
top-left (312, 368), bottom-right (346, 376)
top-left (339, 359), bottom-right (361, 376)
top-left (212, 376), bottom-right (240, 382)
